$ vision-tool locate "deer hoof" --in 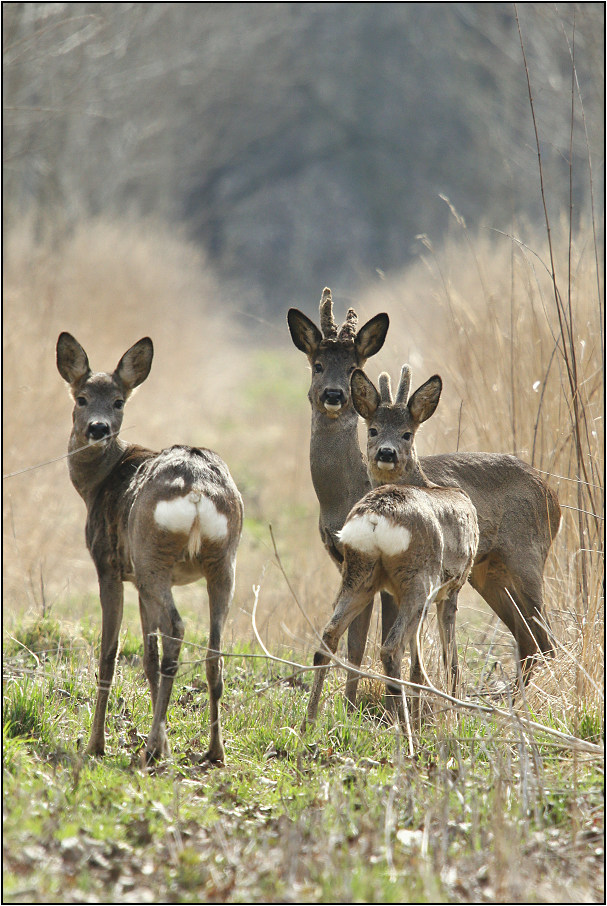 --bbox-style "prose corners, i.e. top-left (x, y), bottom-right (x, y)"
top-left (202, 747), bottom-right (225, 766)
